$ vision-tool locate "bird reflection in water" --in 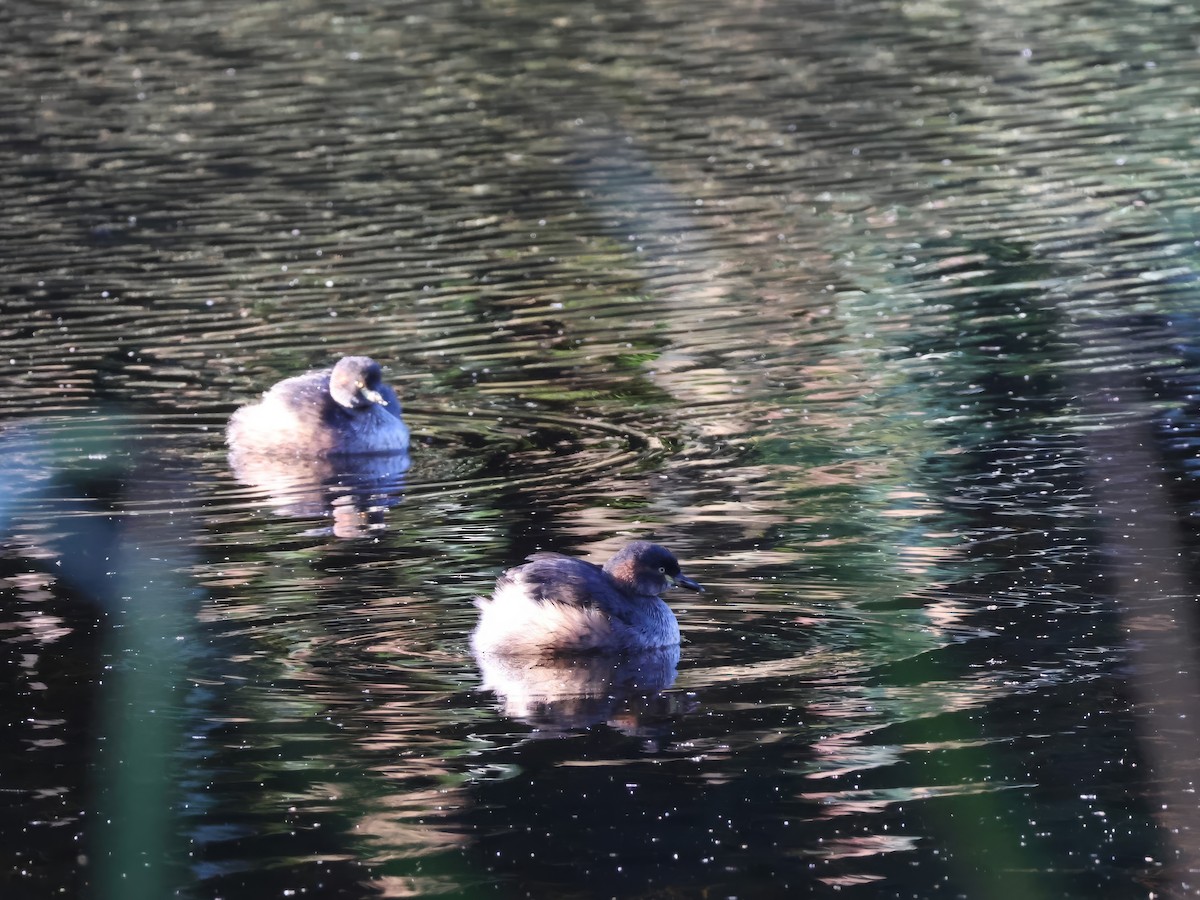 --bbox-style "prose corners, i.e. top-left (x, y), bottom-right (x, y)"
top-left (227, 449), bottom-right (409, 538)
top-left (473, 644), bottom-right (692, 736)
